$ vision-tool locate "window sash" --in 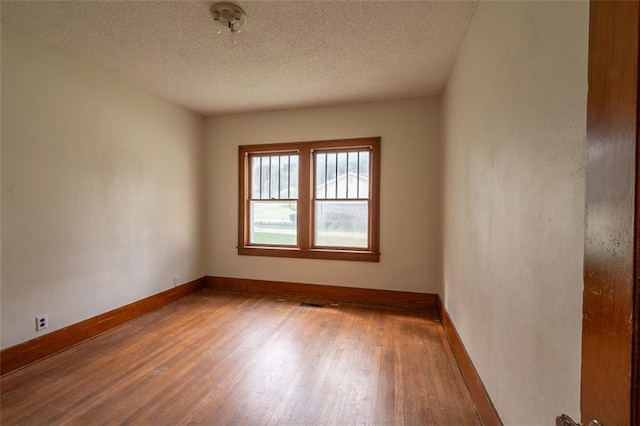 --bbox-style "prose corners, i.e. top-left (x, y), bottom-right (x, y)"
top-left (248, 200), bottom-right (298, 247)
top-left (249, 153), bottom-right (299, 201)
top-left (313, 199), bottom-right (370, 249)
top-left (312, 148), bottom-right (372, 249)
top-left (313, 149), bottom-right (370, 201)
